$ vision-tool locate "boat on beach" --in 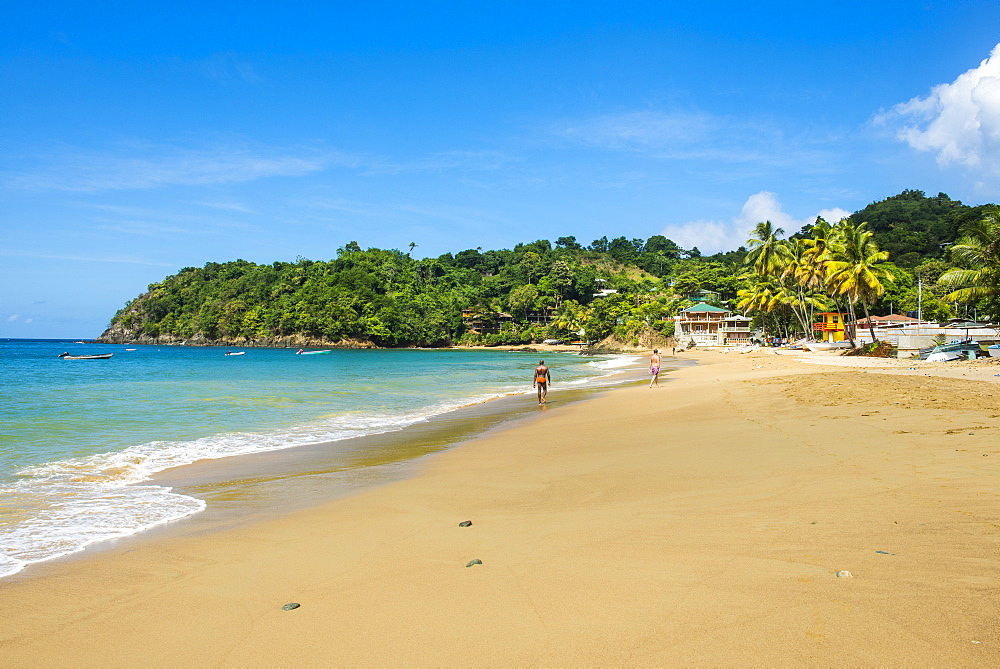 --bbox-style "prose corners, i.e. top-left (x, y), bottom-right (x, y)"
top-left (58, 352), bottom-right (113, 360)
top-left (988, 344), bottom-right (1000, 358)
top-left (802, 340), bottom-right (852, 352)
top-left (918, 340), bottom-right (984, 361)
